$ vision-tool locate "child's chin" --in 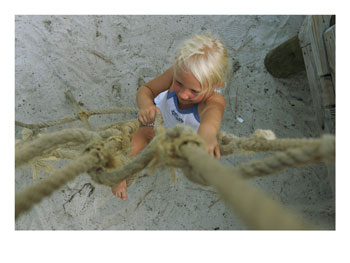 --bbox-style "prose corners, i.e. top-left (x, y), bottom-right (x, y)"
top-left (179, 98), bottom-right (192, 104)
